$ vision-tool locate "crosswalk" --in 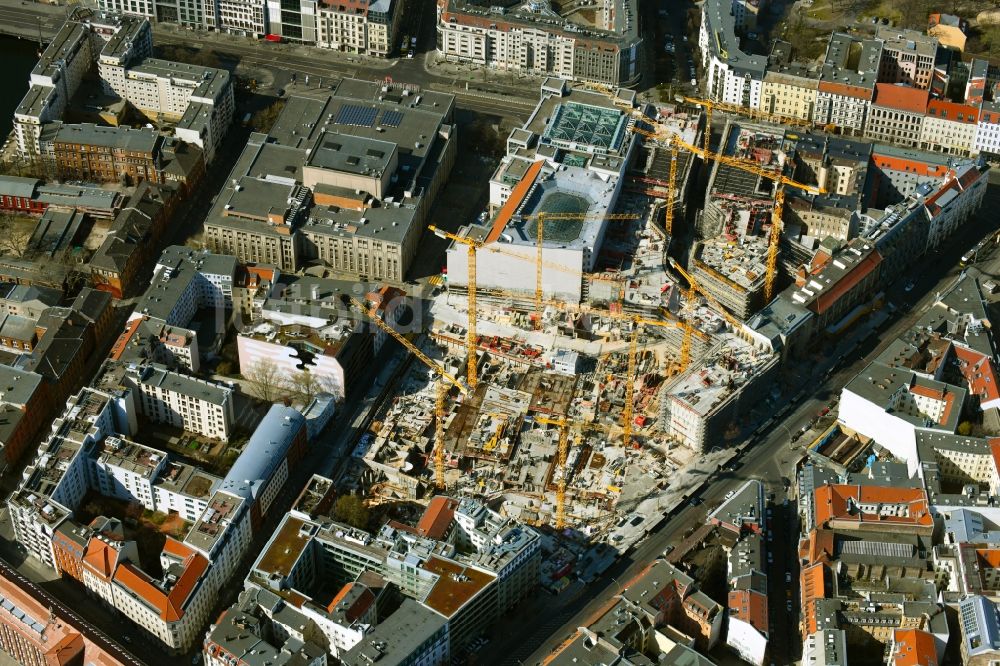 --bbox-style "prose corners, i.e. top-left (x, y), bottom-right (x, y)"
top-left (429, 274), bottom-right (445, 286)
